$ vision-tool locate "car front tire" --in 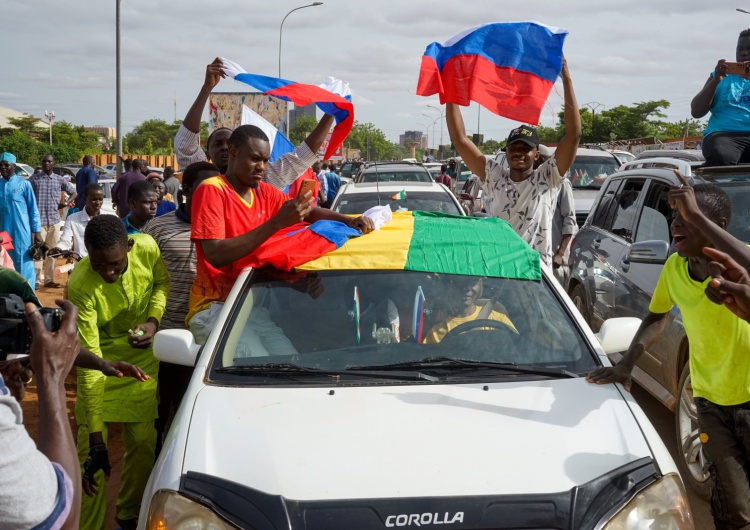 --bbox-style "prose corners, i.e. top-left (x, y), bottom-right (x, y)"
top-left (675, 363), bottom-right (713, 501)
